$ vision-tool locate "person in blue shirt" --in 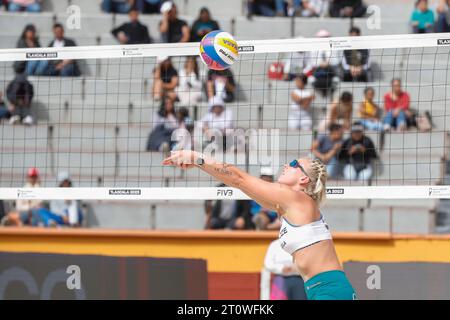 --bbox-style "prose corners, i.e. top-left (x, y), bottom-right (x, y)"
top-left (411, 0), bottom-right (435, 33)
